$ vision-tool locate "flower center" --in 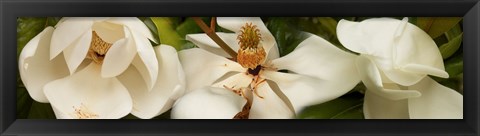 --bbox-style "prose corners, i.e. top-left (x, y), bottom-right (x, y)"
top-left (247, 65), bottom-right (262, 76)
top-left (237, 22), bottom-right (266, 69)
top-left (71, 103), bottom-right (98, 119)
top-left (87, 31), bottom-right (113, 64)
